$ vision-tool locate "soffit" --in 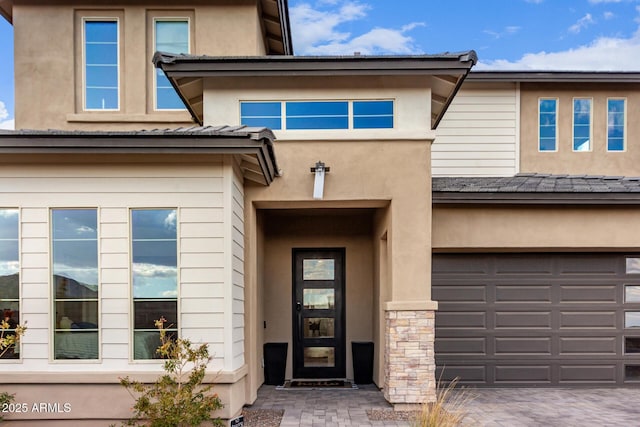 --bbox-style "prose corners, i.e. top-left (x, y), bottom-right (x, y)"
top-left (0, 0), bottom-right (11, 22)
top-left (0, 126), bottom-right (280, 185)
top-left (153, 52), bottom-right (478, 129)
